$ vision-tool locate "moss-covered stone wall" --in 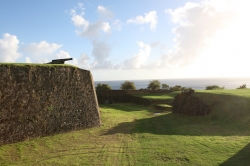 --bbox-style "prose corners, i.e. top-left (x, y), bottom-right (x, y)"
top-left (0, 64), bottom-right (100, 145)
